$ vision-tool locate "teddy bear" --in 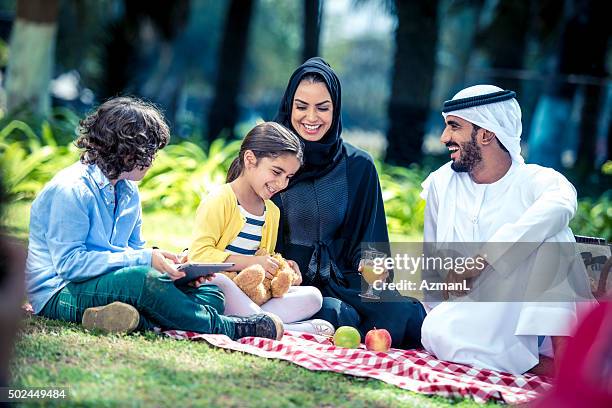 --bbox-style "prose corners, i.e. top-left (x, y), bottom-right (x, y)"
top-left (220, 248), bottom-right (296, 306)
